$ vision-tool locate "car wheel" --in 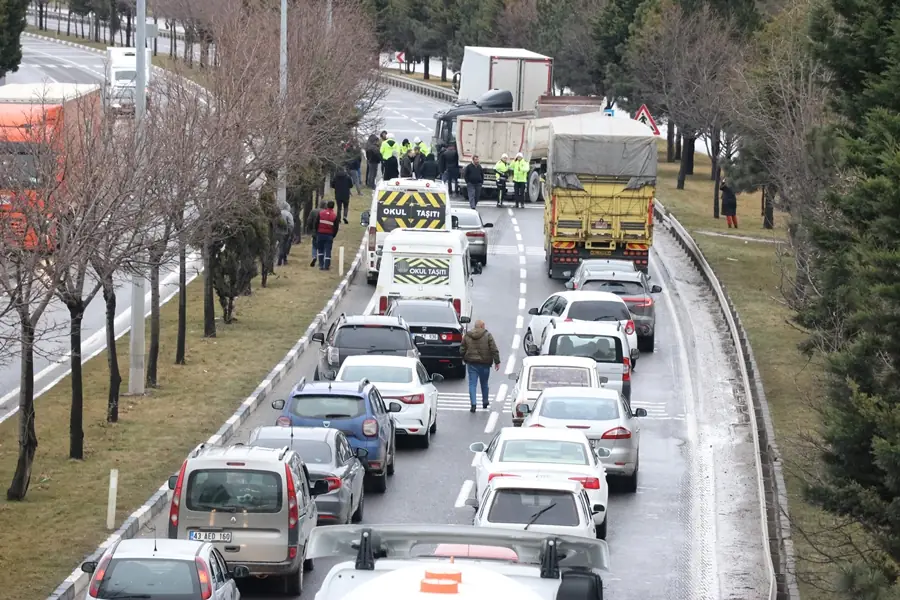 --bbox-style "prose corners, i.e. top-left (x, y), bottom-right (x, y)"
top-left (420, 425), bottom-right (431, 449)
top-left (283, 565), bottom-right (302, 596)
top-left (352, 491), bottom-right (365, 523)
top-left (481, 252), bottom-right (488, 266)
top-left (624, 459), bottom-right (639, 493)
top-left (430, 413), bottom-right (437, 434)
top-left (366, 273), bottom-right (377, 286)
top-left (367, 473), bottom-right (387, 493)
top-left (523, 329), bottom-right (533, 352)
top-left (638, 333), bottom-right (655, 353)
top-left (303, 557), bottom-right (314, 572)
top-left (313, 367), bottom-right (320, 381)
top-left (387, 435), bottom-right (396, 475)
top-left (596, 517), bottom-right (608, 540)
